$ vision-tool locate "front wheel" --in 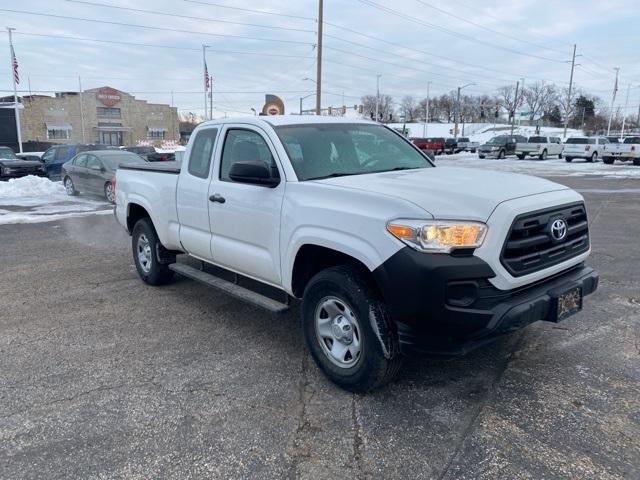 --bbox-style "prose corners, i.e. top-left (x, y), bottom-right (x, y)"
top-left (63, 176), bottom-right (77, 196)
top-left (131, 218), bottom-right (174, 286)
top-left (498, 149), bottom-right (505, 159)
top-left (478, 155), bottom-right (485, 159)
top-left (517, 154), bottom-right (526, 160)
top-left (588, 152), bottom-right (598, 163)
top-left (301, 266), bottom-right (402, 393)
top-left (104, 182), bottom-right (115, 203)
top-left (539, 149), bottom-right (548, 160)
